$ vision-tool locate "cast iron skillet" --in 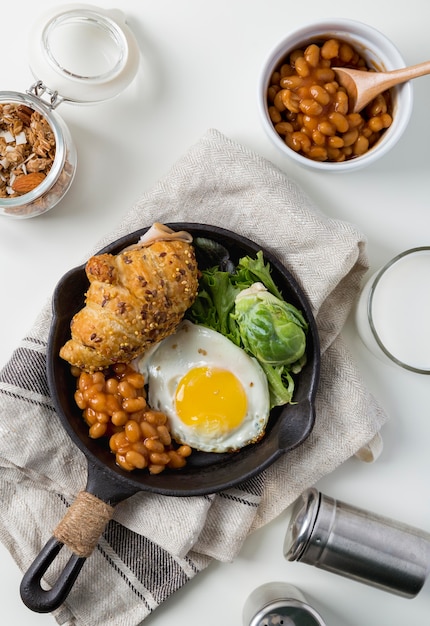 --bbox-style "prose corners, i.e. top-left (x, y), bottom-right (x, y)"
top-left (20, 223), bottom-right (320, 613)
